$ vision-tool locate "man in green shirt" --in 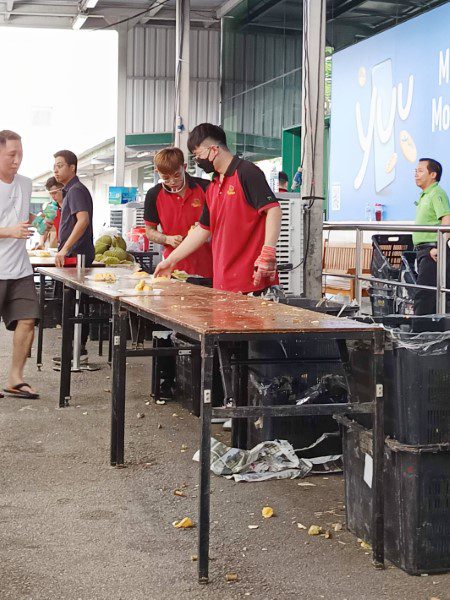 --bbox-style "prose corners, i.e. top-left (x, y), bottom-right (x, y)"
top-left (413, 158), bottom-right (450, 315)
